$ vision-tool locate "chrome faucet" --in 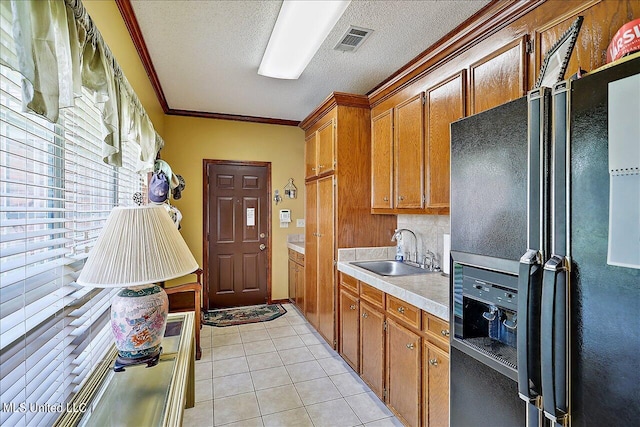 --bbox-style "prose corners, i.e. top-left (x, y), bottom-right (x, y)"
top-left (422, 250), bottom-right (440, 272)
top-left (391, 228), bottom-right (417, 264)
